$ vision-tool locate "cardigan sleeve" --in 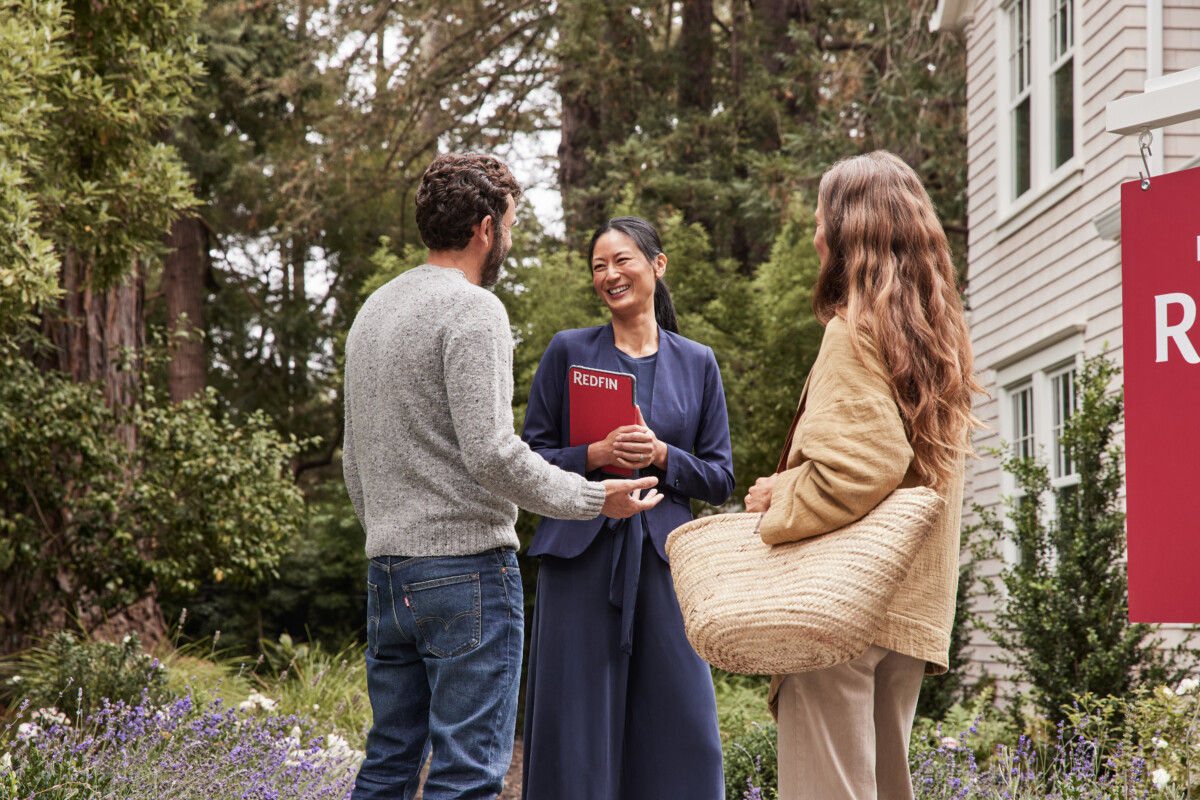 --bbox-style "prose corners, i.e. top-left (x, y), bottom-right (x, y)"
top-left (758, 320), bottom-right (913, 545)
